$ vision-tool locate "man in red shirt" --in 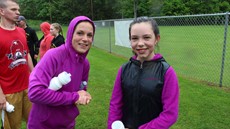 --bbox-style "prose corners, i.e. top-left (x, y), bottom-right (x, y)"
top-left (0, 0), bottom-right (34, 128)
